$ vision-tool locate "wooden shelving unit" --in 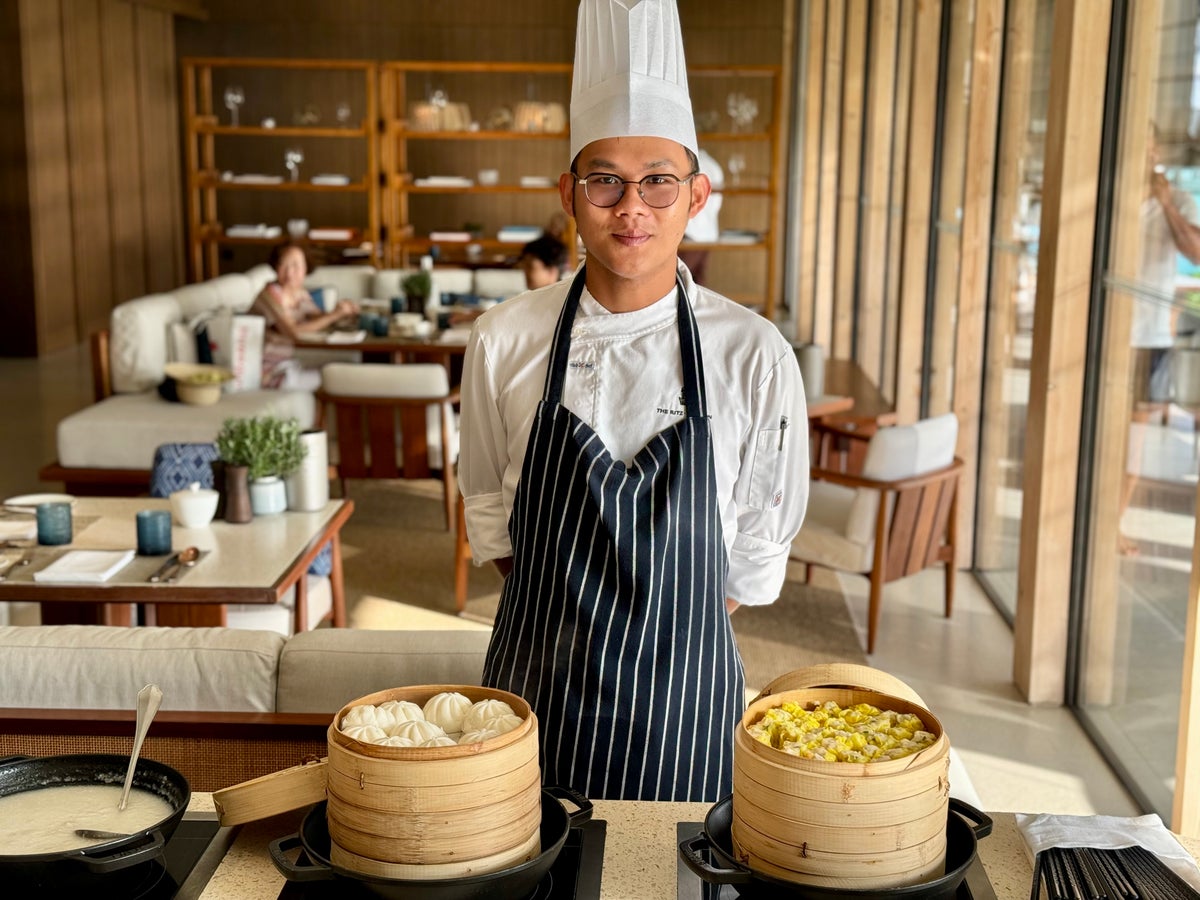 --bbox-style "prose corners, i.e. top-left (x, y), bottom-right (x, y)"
top-left (180, 58), bottom-right (782, 315)
top-left (182, 57), bottom-right (380, 281)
